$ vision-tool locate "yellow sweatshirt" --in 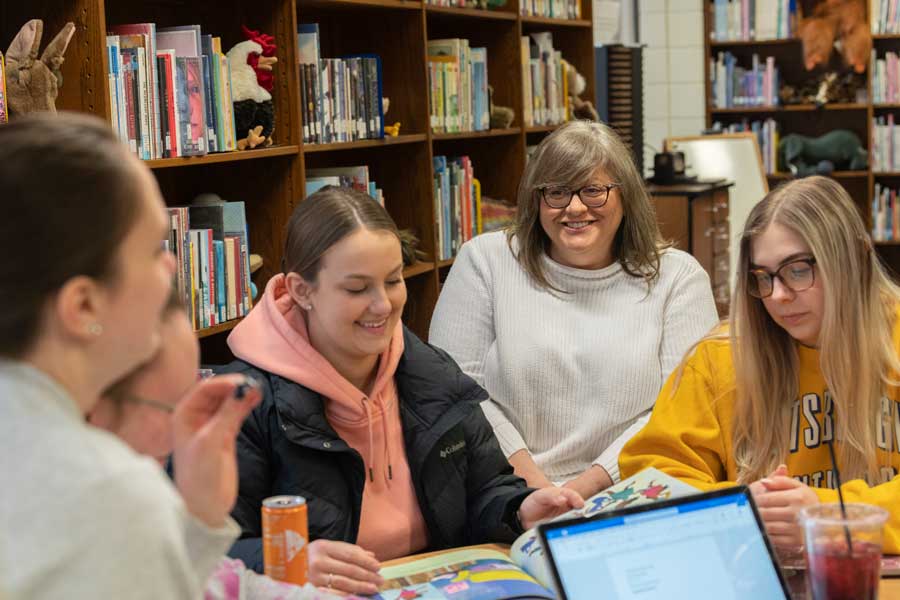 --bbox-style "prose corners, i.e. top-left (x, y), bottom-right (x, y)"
top-left (619, 333), bottom-right (900, 554)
